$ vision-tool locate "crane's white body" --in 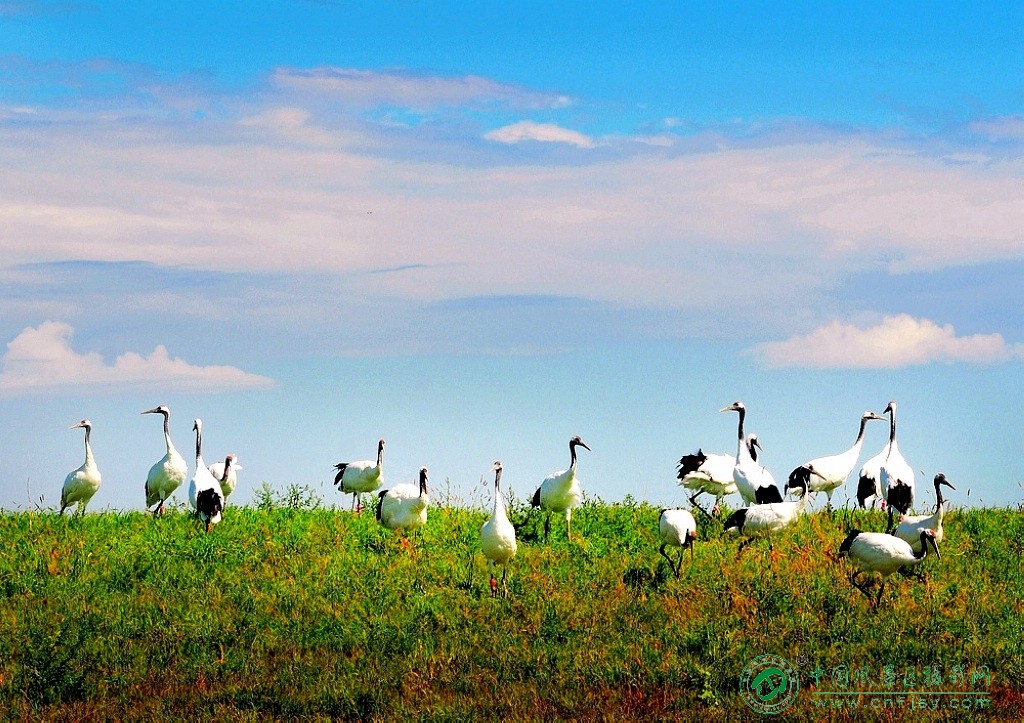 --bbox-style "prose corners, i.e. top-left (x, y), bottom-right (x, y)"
top-left (143, 406), bottom-right (188, 515)
top-left (378, 467), bottom-right (429, 533)
top-left (839, 528), bottom-right (938, 607)
top-left (677, 450), bottom-right (737, 509)
top-left (658, 508), bottom-right (697, 575)
top-left (787, 411), bottom-right (885, 506)
top-left (61, 419), bottom-right (101, 515)
top-left (856, 444), bottom-right (890, 508)
top-left (187, 419), bottom-right (224, 532)
top-left (209, 455), bottom-right (241, 499)
top-left (878, 401), bottom-right (915, 524)
top-left (723, 491), bottom-right (812, 549)
top-left (334, 439), bottom-right (385, 510)
top-left (533, 436), bottom-right (590, 541)
top-left (481, 462), bottom-right (517, 595)
top-left (894, 474), bottom-right (955, 552)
